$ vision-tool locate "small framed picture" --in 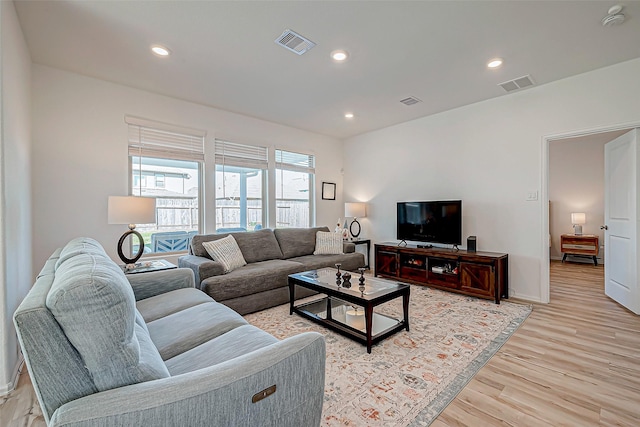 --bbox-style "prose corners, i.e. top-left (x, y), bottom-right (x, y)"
top-left (322, 182), bottom-right (336, 200)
